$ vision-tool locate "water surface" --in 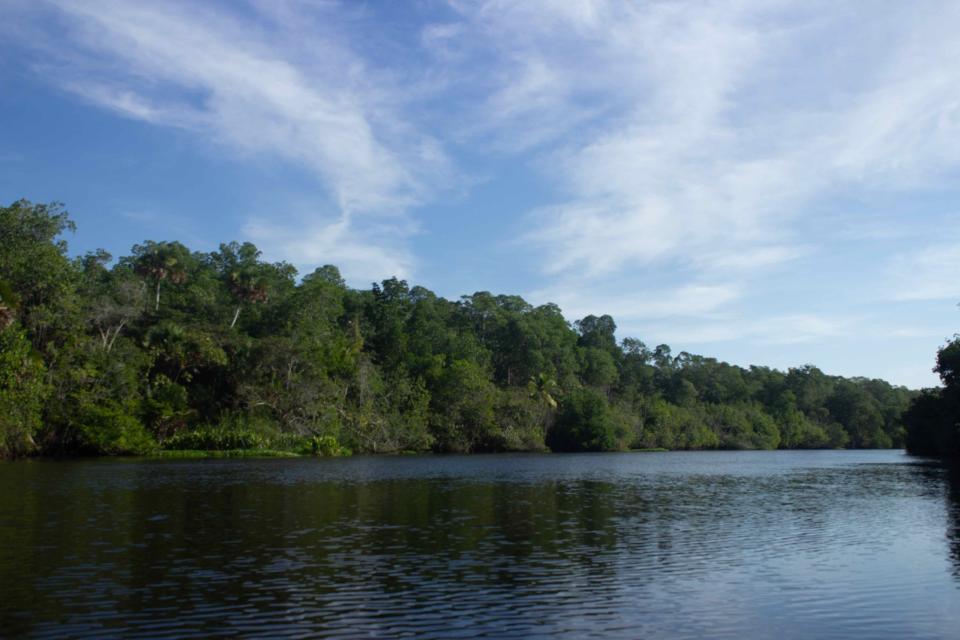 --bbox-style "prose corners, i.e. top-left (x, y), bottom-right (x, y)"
top-left (1, 450), bottom-right (957, 638)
